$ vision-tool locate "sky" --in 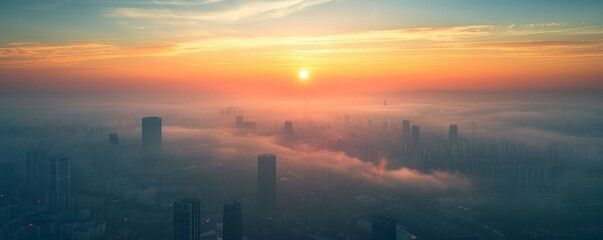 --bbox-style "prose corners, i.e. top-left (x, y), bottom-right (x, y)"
top-left (1, 0), bottom-right (603, 94)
